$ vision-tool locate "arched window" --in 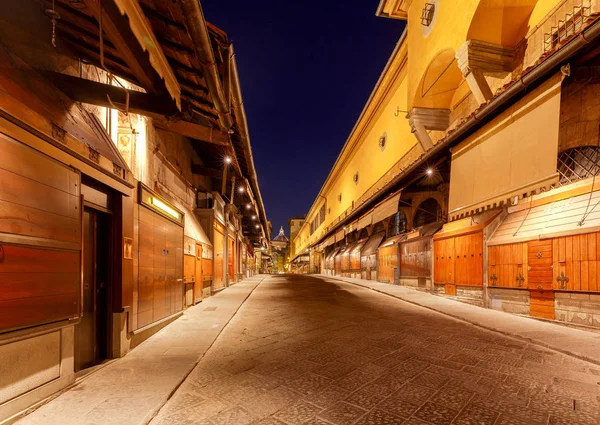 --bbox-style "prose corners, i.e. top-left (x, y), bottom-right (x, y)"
top-left (359, 228), bottom-right (368, 240)
top-left (414, 198), bottom-right (442, 227)
top-left (372, 221), bottom-right (386, 236)
top-left (388, 211), bottom-right (407, 237)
